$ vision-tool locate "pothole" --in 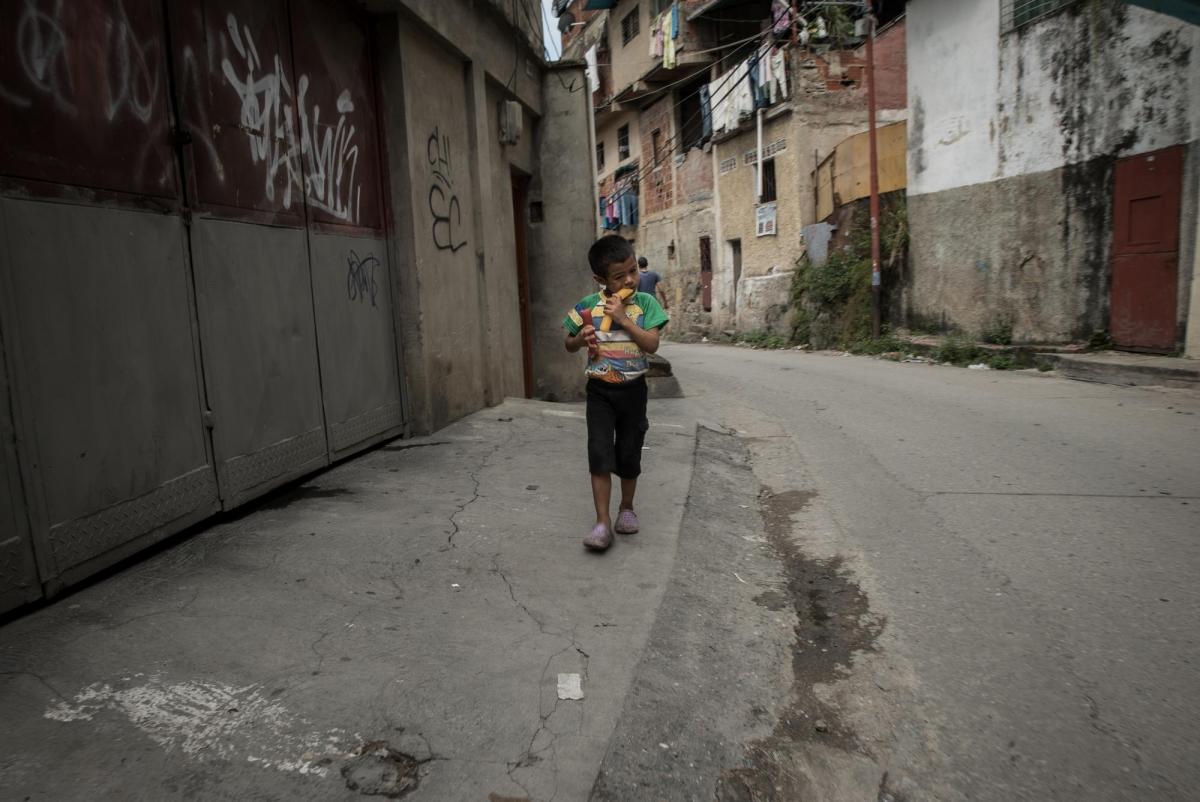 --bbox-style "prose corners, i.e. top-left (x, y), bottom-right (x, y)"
top-left (341, 741), bottom-right (421, 798)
